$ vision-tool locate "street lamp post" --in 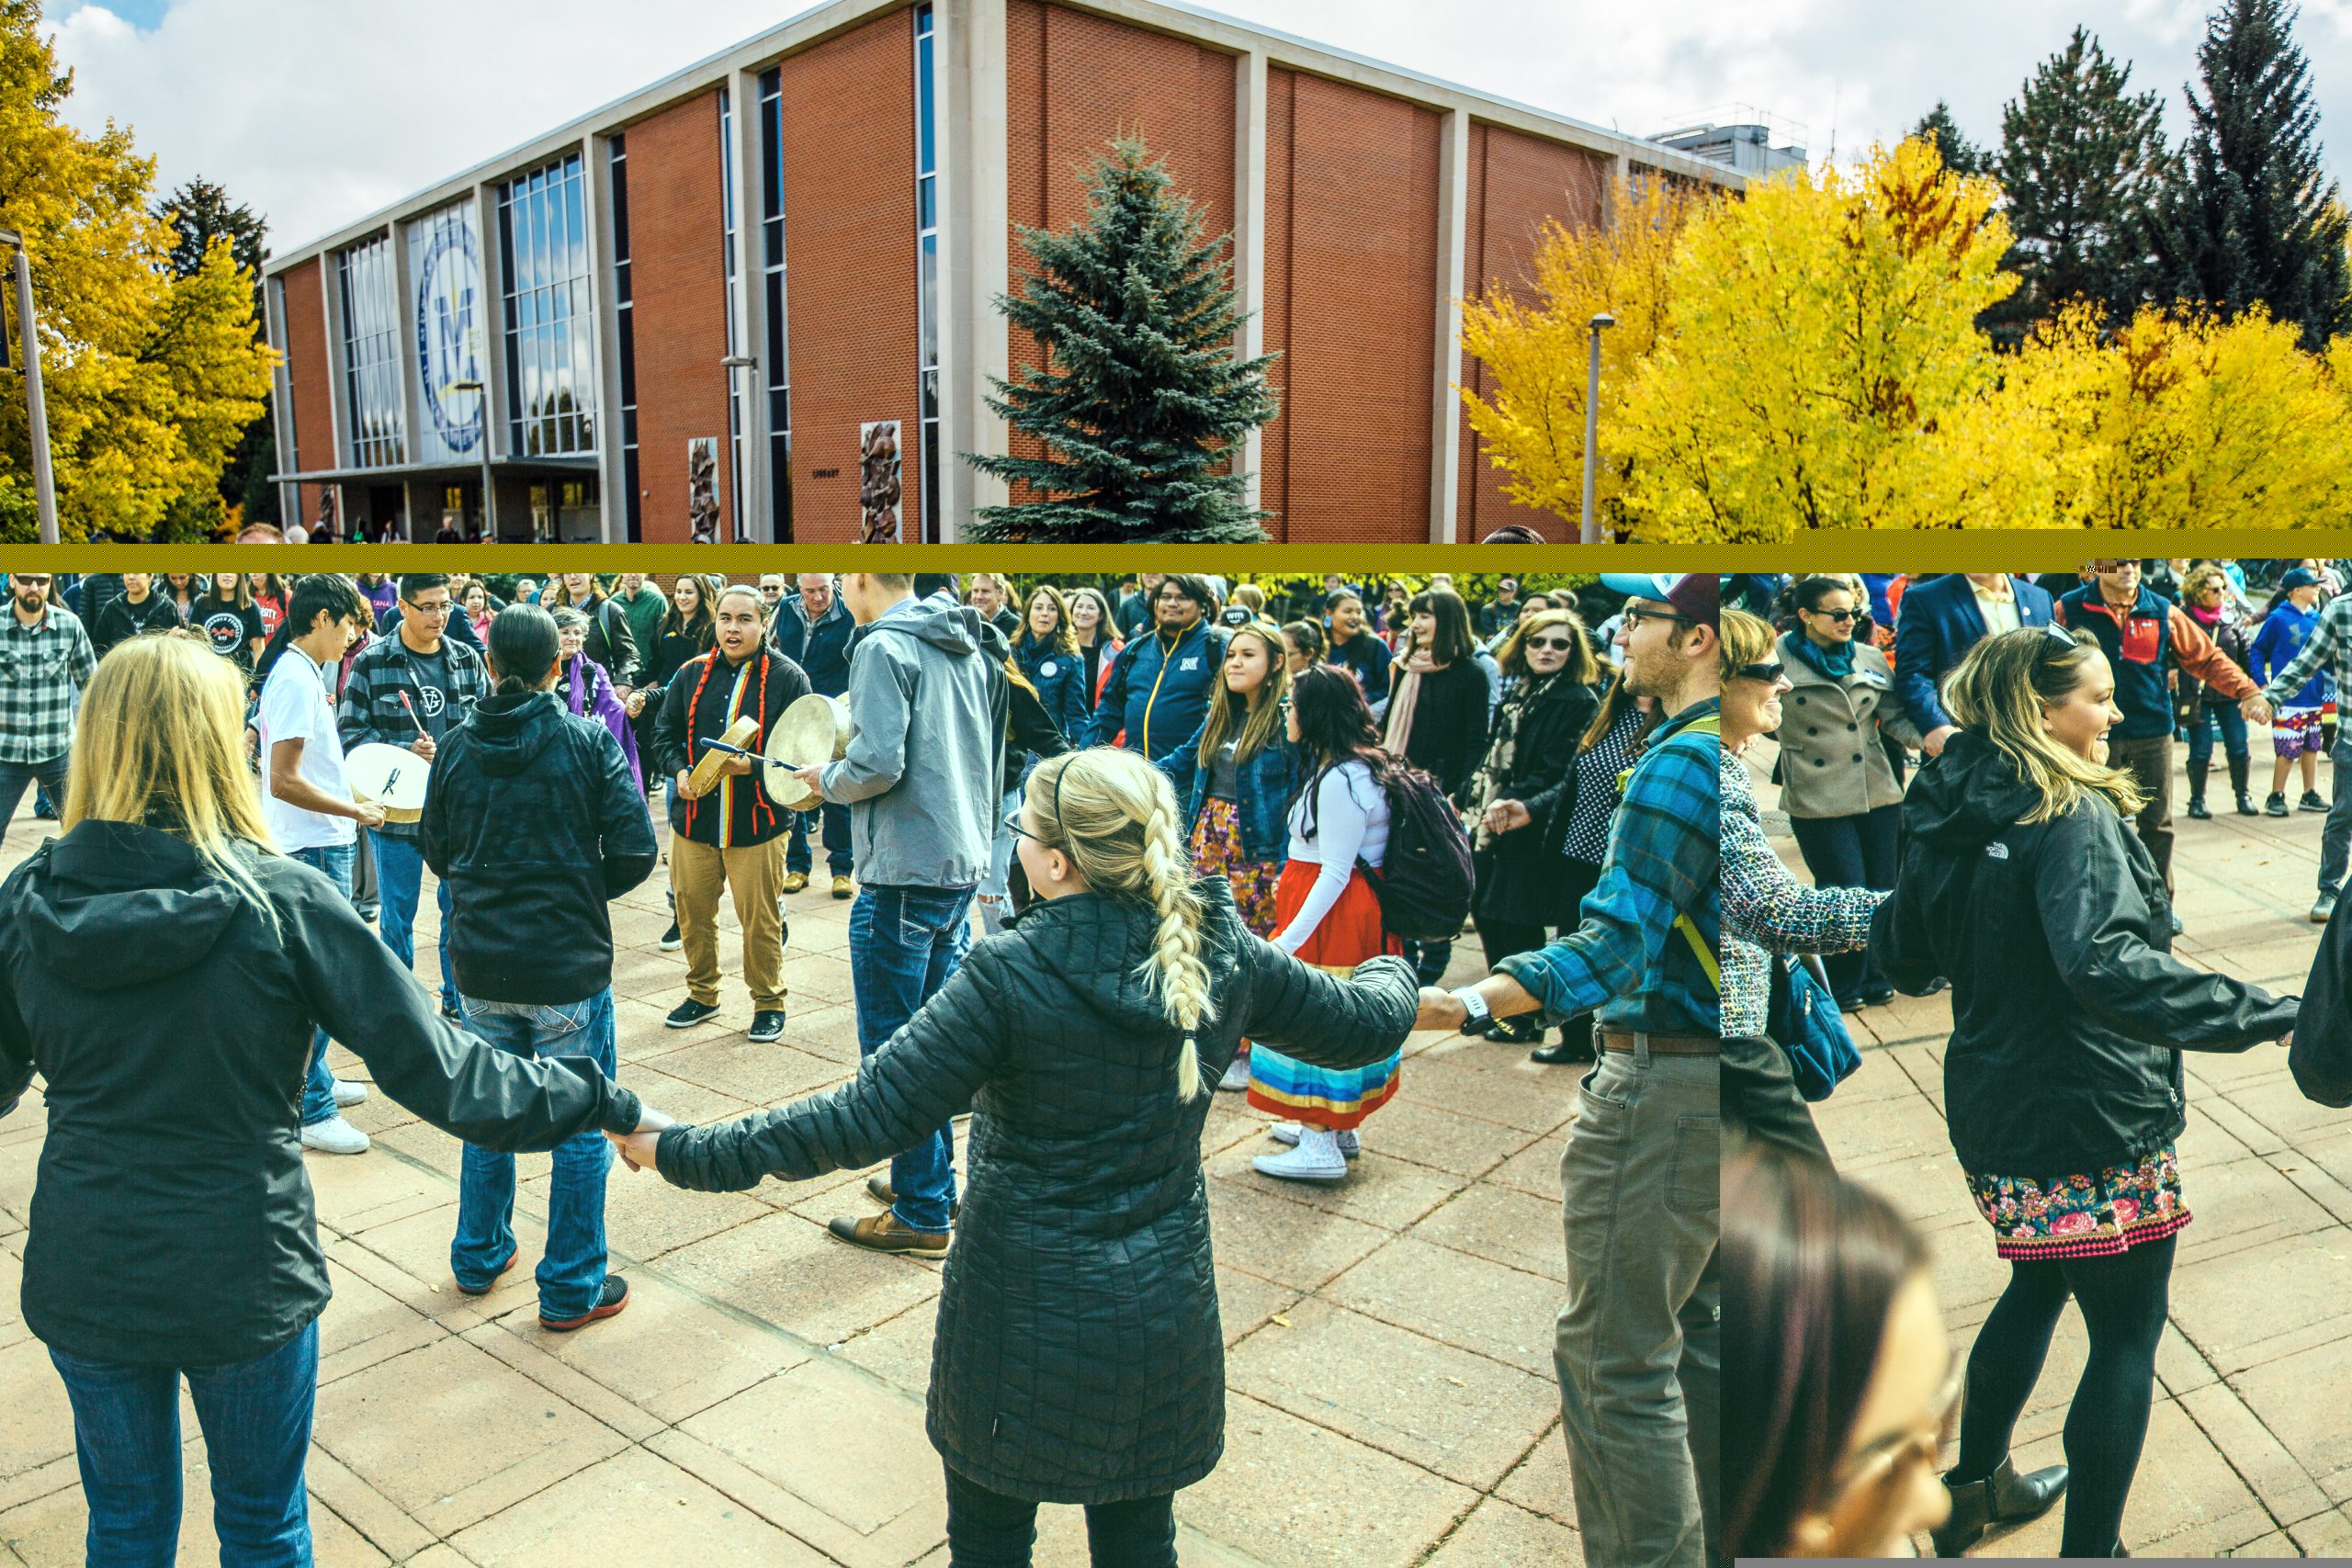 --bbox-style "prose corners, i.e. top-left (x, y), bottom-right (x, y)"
top-left (721, 354), bottom-right (757, 544)
top-left (0, 229), bottom-right (60, 544)
top-left (450, 379), bottom-right (492, 540)
top-left (1580, 312), bottom-right (1616, 546)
